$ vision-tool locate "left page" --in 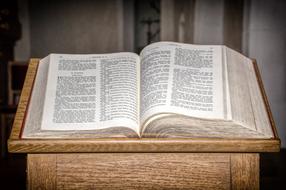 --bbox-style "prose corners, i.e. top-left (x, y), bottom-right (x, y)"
top-left (40, 53), bottom-right (140, 135)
